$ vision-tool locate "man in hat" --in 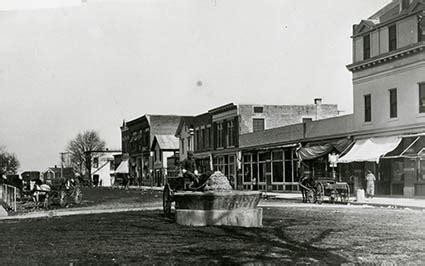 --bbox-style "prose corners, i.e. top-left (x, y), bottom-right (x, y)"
top-left (181, 151), bottom-right (199, 185)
